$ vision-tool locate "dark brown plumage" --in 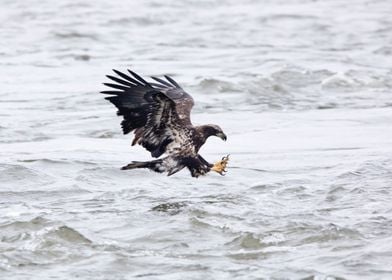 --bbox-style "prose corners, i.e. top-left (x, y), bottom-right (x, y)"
top-left (101, 69), bottom-right (227, 177)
